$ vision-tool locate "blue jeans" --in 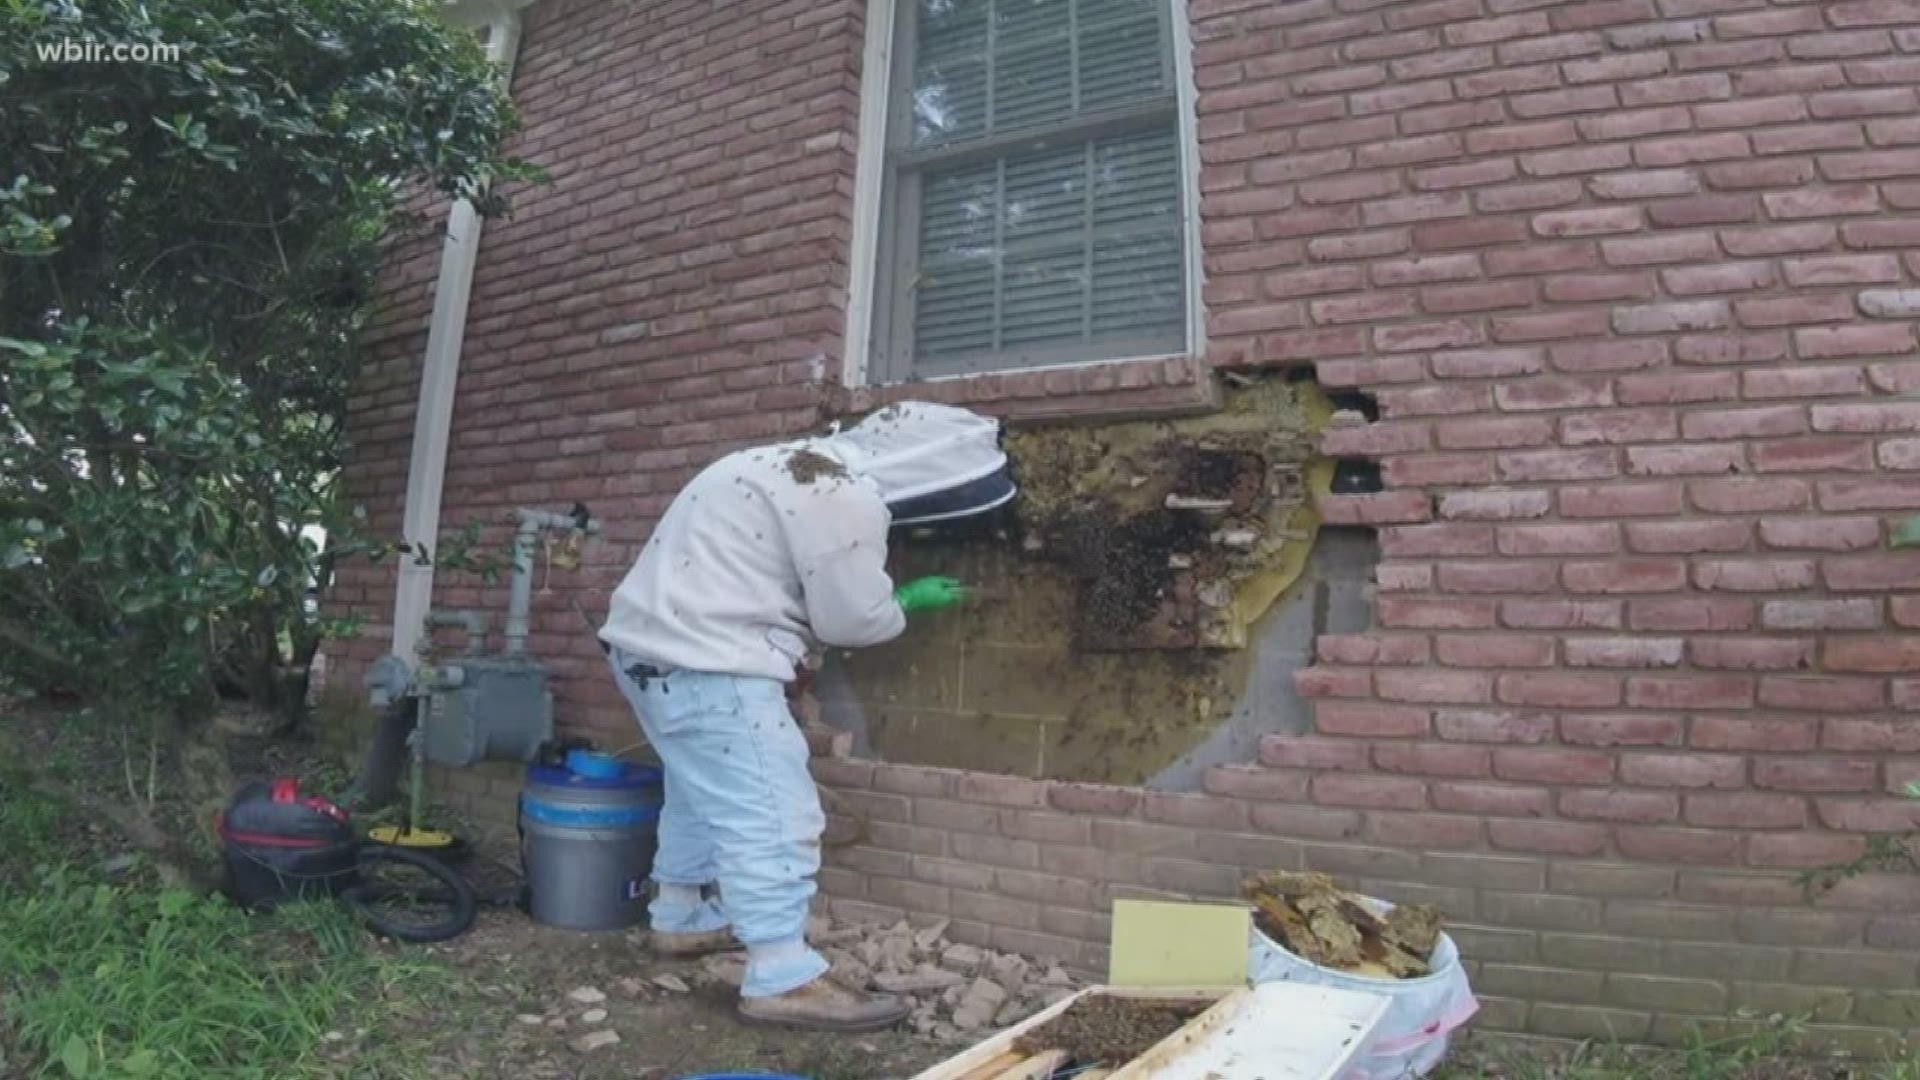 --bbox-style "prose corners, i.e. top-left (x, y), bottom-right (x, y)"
top-left (608, 650), bottom-right (829, 998)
